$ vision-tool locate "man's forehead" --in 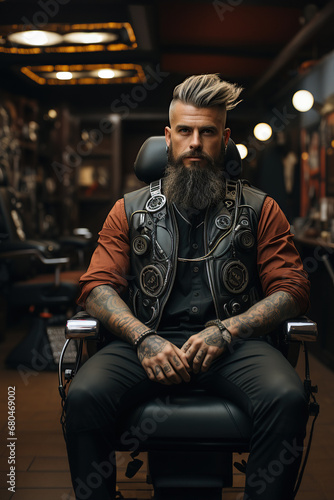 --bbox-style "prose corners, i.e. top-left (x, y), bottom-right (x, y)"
top-left (170, 101), bottom-right (226, 127)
